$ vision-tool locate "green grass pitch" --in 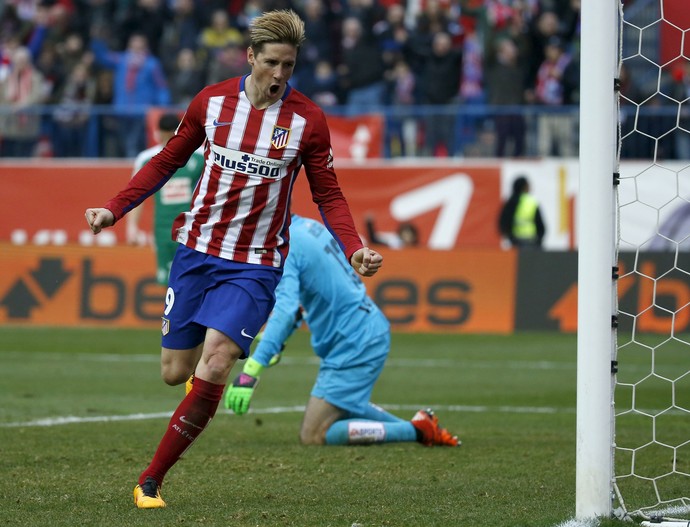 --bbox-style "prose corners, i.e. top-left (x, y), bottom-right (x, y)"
top-left (0, 327), bottom-right (643, 526)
